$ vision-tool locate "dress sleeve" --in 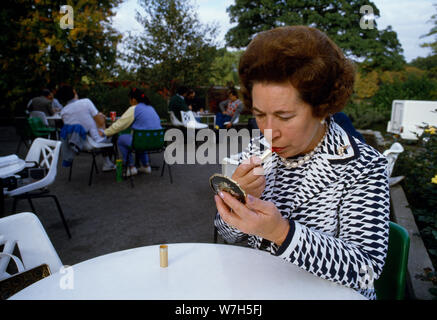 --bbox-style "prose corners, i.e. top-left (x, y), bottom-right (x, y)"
top-left (104, 106), bottom-right (135, 137)
top-left (275, 156), bottom-right (390, 291)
